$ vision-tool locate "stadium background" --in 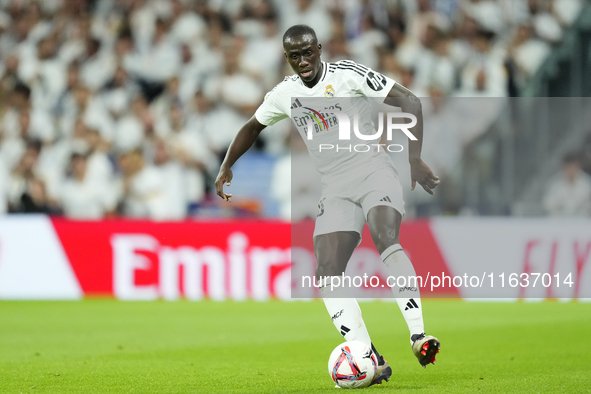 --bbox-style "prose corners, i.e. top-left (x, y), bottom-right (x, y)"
top-left (0, 0), bottom-right (590, 393)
